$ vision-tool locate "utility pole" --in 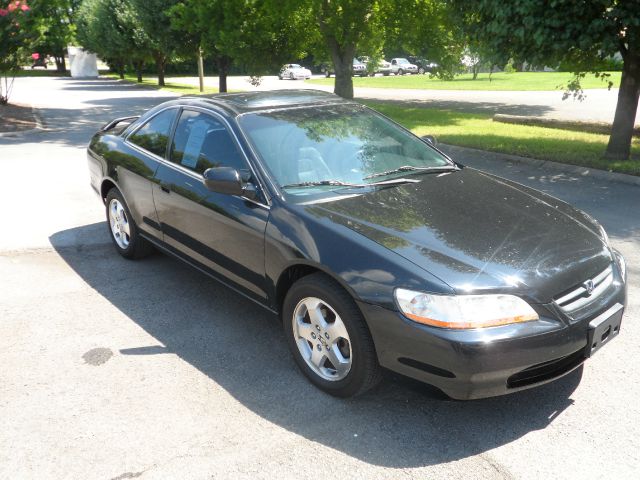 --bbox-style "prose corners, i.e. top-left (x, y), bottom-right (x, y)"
top-left (198, 47), bottom-right (205, 93)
